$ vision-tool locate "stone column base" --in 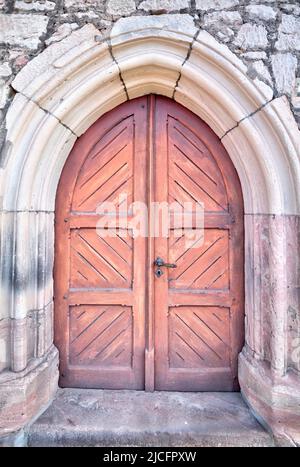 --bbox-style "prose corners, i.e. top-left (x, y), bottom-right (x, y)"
top-left (239, 350), bottom-right (300, 447)
top-left (0, 346), bottom-right (58, 439)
